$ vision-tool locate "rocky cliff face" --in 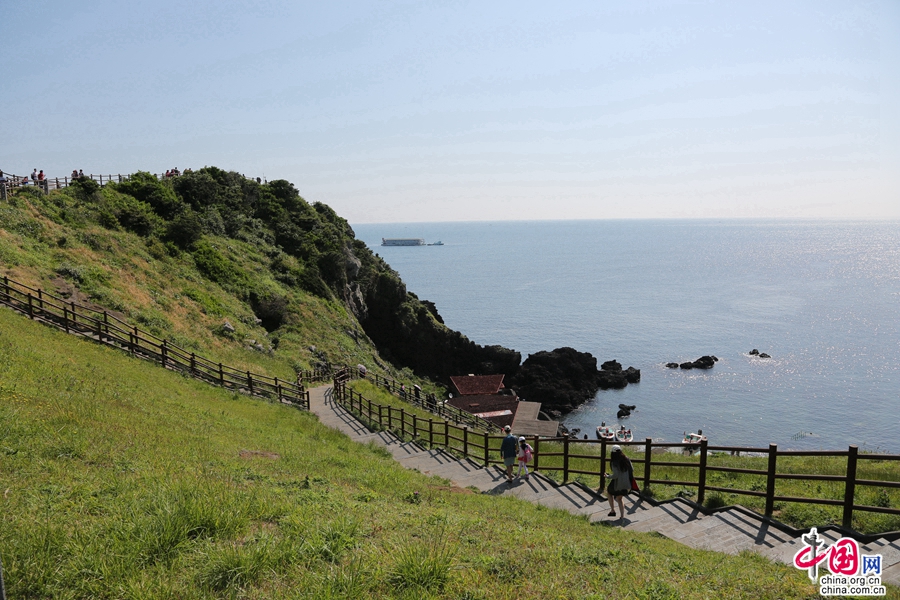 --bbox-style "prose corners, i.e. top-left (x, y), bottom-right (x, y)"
top-left (354, 268), bottom-right (521, 381)
top-left (511, 347), bottom-right (602, 414)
